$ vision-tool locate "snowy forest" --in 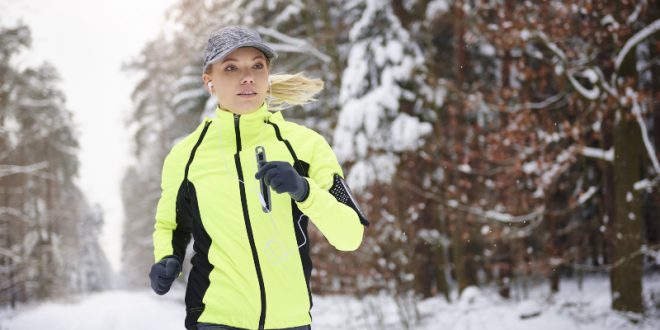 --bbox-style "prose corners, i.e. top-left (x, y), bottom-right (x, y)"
top-left (3, 0), bottom-right (660, 329)
top-left (0, 24), bottom-right (112, 307)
